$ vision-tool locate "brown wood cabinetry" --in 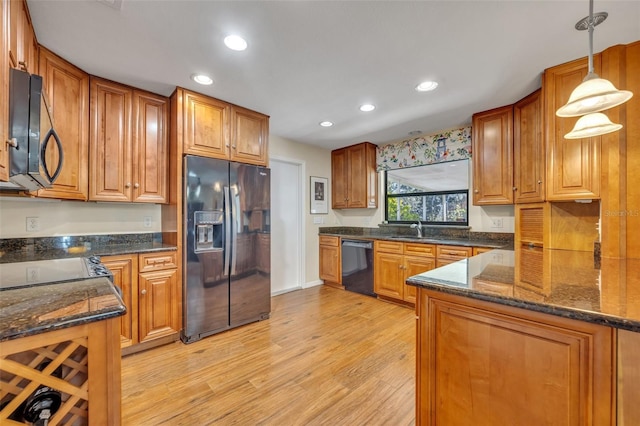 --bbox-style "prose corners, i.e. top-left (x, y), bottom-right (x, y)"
top-left (103, 251), bottom-right (180, 353)
top-left (0, 0), bottom-right (10, 182)
top-left (230, 105), bottom-right (269, 165)
top-left (435, 244), bottom-right (472, 267)
top-left (102, 254), bottom-right (137, 347)
top-left (8, 0), bottom-right (37, 74)
top-left (416, 289), bottom-right (614, 425)
top-left (374, 241), bottom-right (436, 305)
top-left (90, 77), bottom-right (168, 203)
top-left (544, 55), bottom-right (601, 201)
top-left (177, 88), bottom-right (268, 166)
top-left (472, 105), bottom-right (514, 205)
top-left (37, 47), bottom-right (89, 200)
top-left (319, 235), bottom-right (341, 285)
top-left (331, 142), bottom-right (378, 209)
top-left (513, 89), bottom-right (544, 203)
